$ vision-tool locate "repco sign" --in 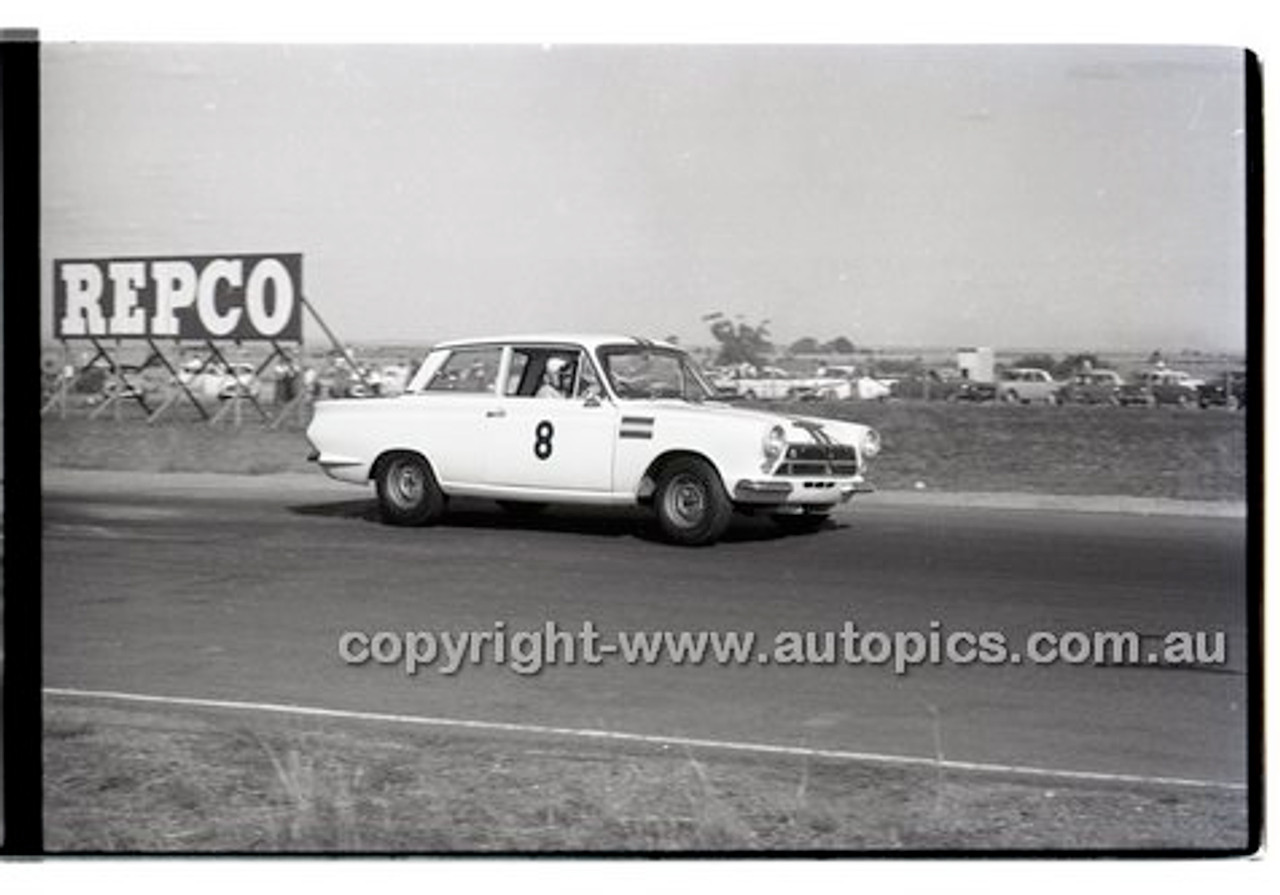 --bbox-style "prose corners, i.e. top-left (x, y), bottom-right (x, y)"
top-left (54, 253), bottom-right (303, 341)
